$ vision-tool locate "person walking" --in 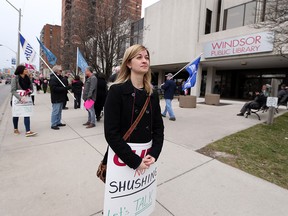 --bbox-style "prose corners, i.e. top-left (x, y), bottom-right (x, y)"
top-left (71, 75), bottom-right (83, 109)
top-left (11, 65), bottom-right (37, 137)
top-left (82, 66), bottom-right (98, 128)
top-left (94, 72), bottom-right (107, 121)
top-left (161, 73), bottom-right (177, 121)
top-left (49, 65), bottom-right (70, 130)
